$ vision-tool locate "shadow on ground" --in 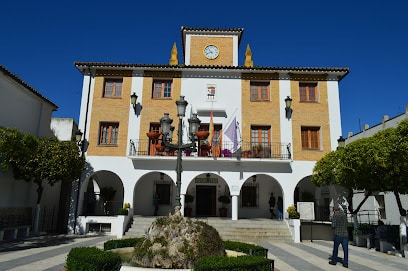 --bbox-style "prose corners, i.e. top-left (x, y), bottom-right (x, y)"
top-left (0, 234), bottom-right (100, 252)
